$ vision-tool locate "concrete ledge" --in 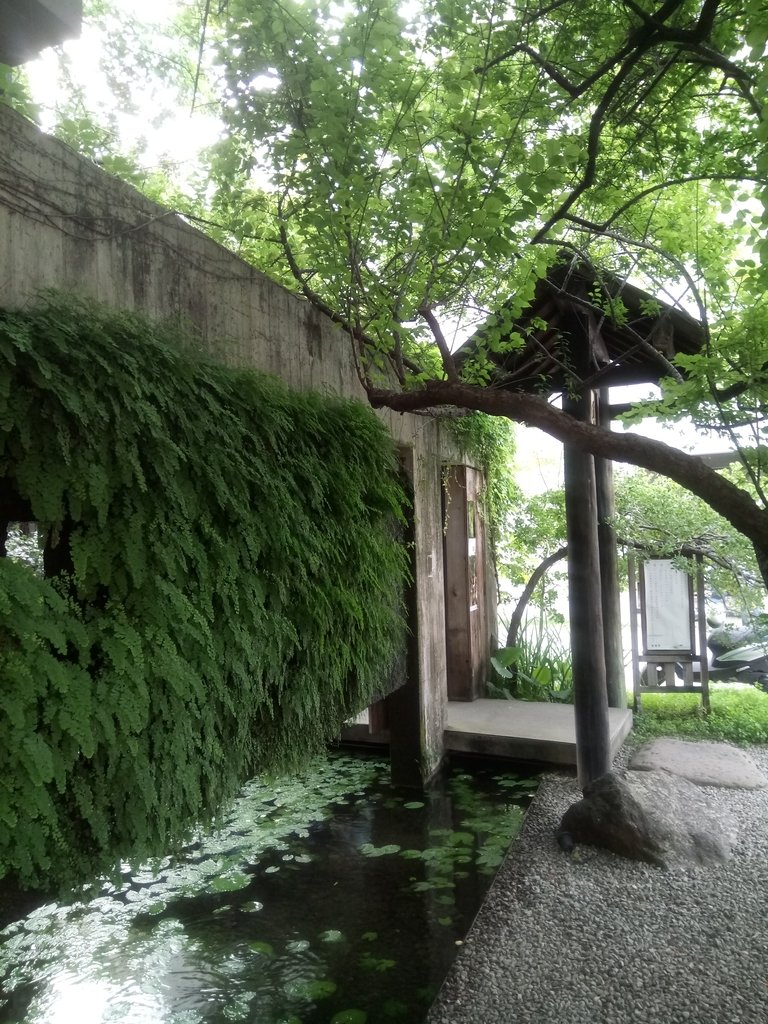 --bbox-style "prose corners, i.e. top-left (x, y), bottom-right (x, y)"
top-left (342, 699), bottom-right (634, 768)
top-left (446, 699), bottom-right (633, 766)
